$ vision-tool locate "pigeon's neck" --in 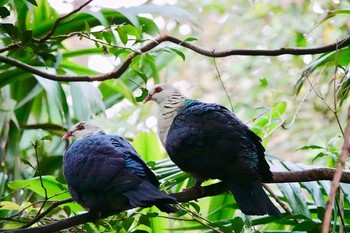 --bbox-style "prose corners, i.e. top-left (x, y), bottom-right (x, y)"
top-left (158, 92), bottom-right (186, 146)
